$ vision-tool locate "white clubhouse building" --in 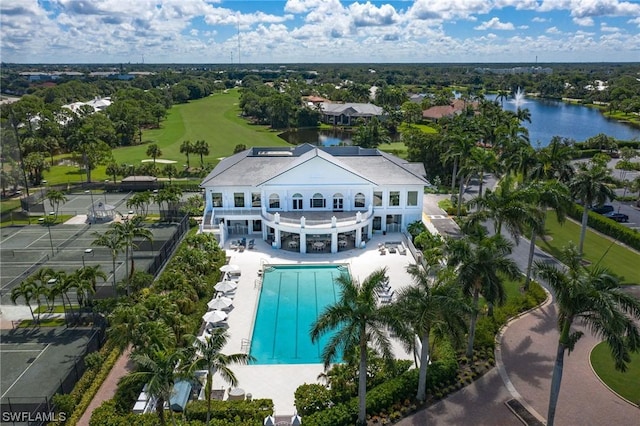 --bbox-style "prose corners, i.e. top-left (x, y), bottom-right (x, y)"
top-left (200, 144), bottom-right (429, 253)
